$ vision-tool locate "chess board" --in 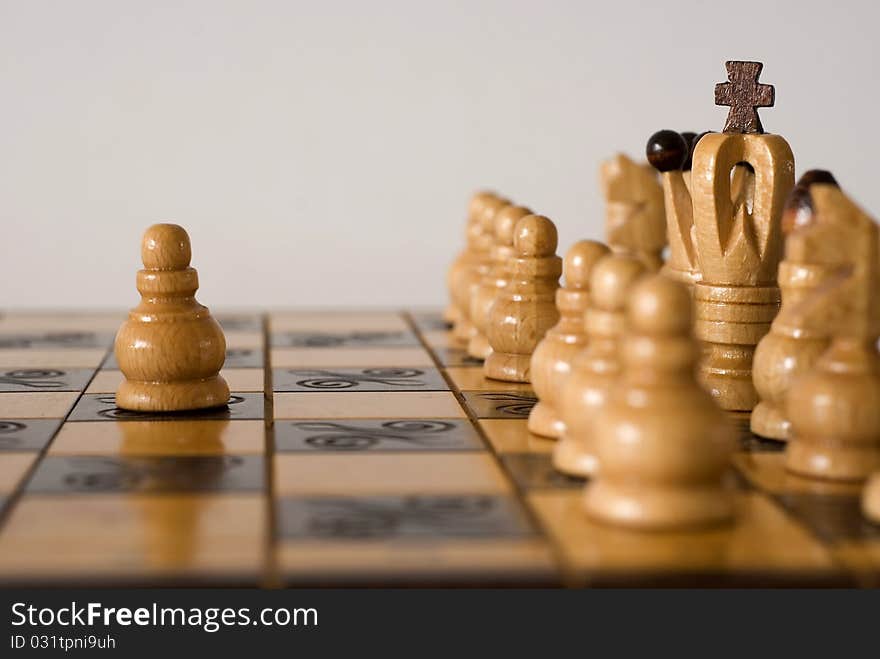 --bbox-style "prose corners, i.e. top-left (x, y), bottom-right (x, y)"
top-left (0, 309), bottom-right (877, 588)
